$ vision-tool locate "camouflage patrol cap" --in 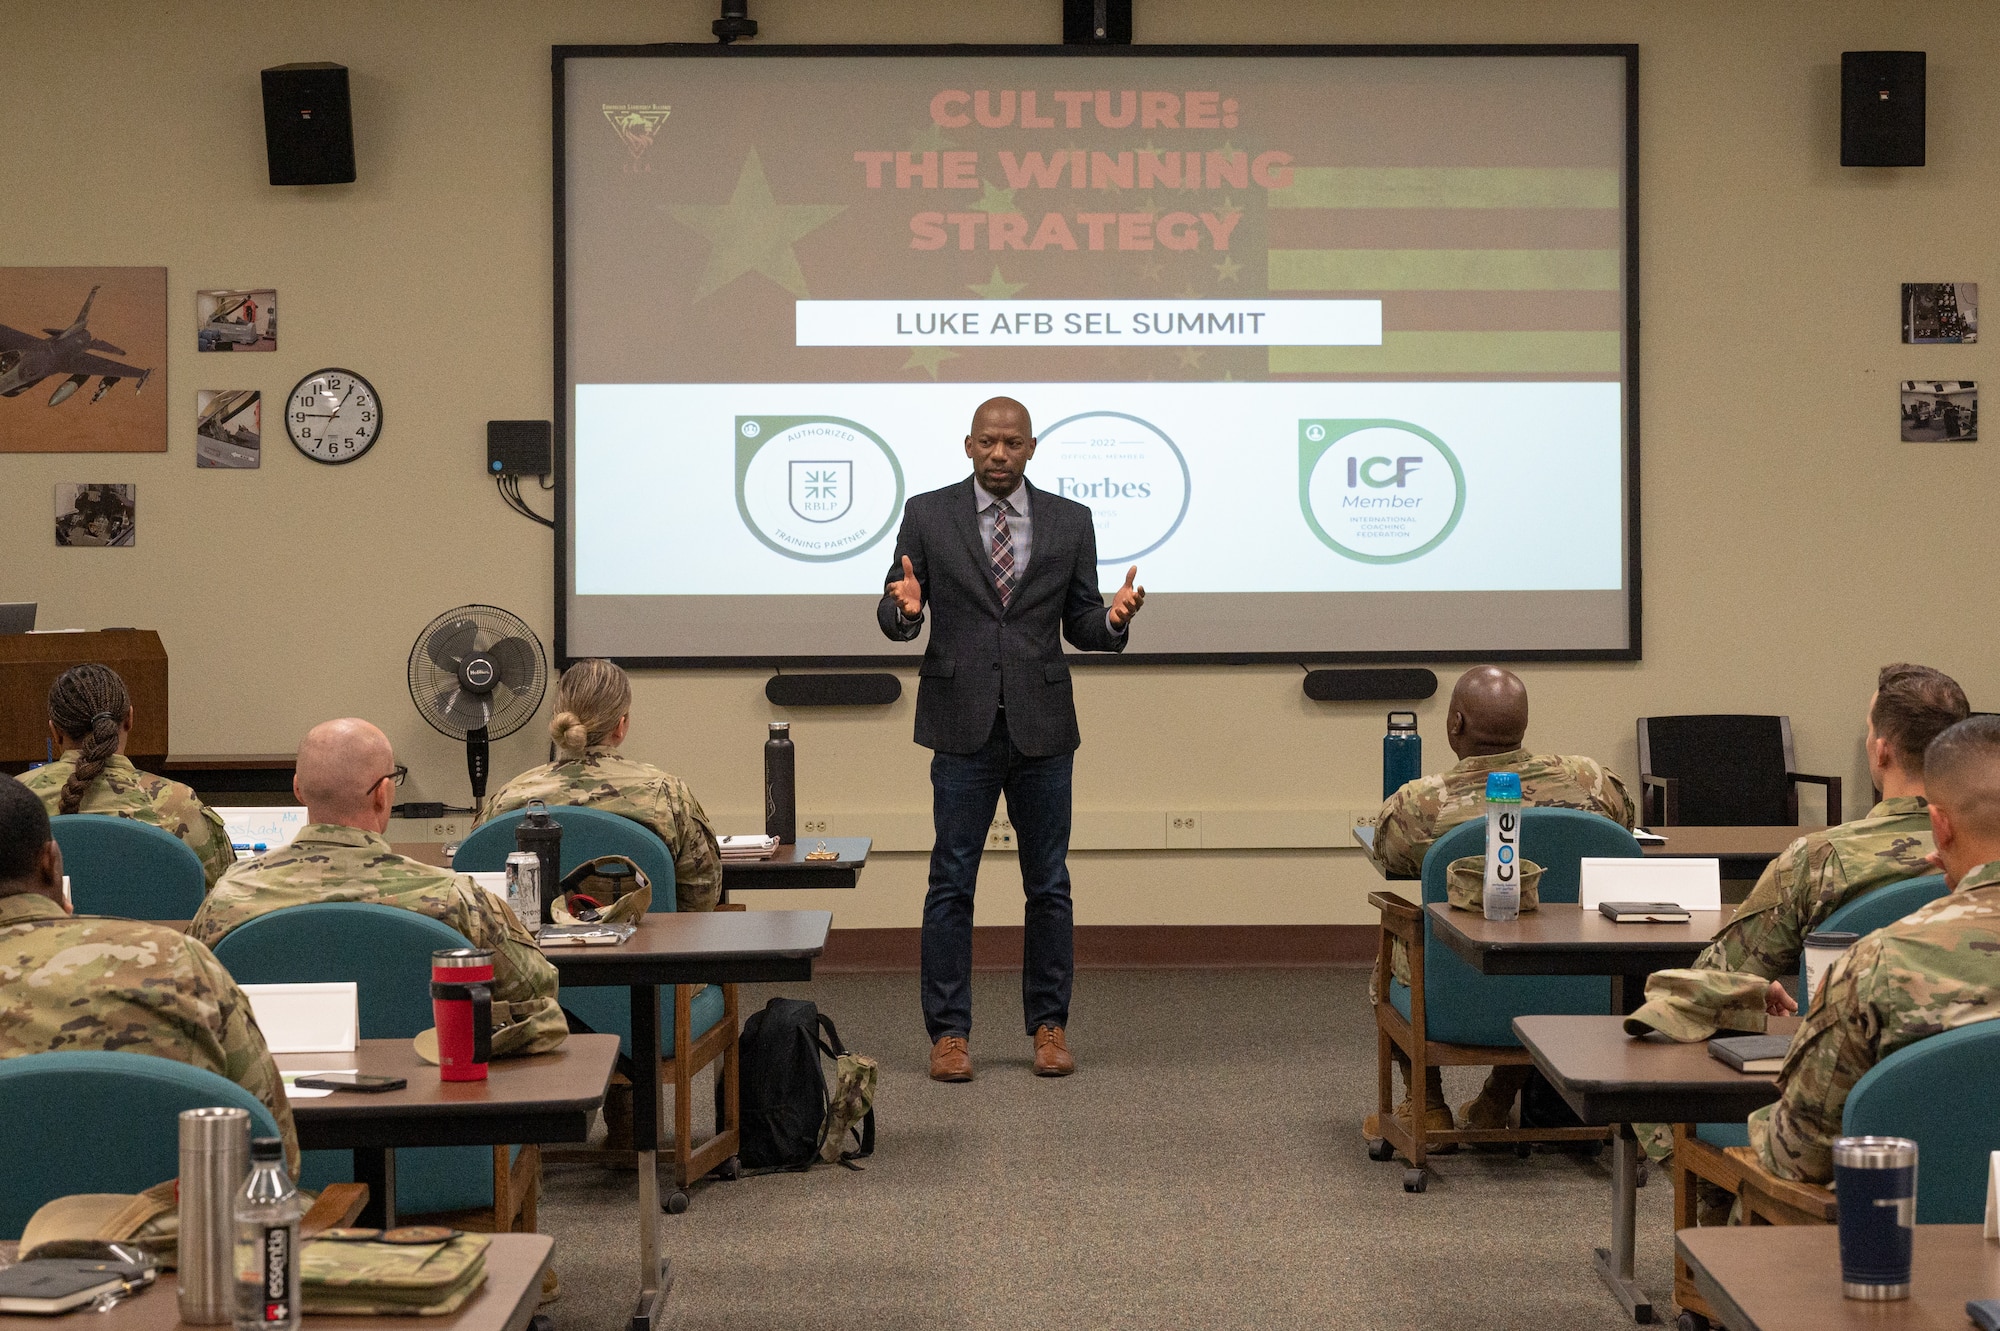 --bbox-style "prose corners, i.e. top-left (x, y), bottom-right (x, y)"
top-left (1623, 968), bottom-right (1770, 1042)
top-left (1445, 855), bottom-right (1544, 912)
